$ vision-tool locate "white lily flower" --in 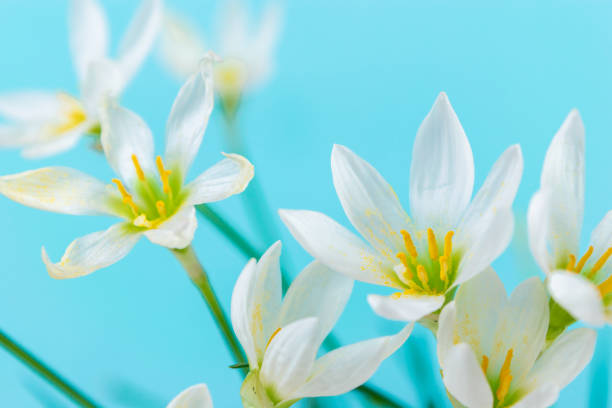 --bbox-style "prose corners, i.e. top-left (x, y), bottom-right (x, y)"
top-left (231, 241), bottom-right (413, 408)
top-left (0, 0), bottom-right (162, 158)
top-left (0, 59), bottom-right (253, 279)
top-left (168, 383), bottom-right (213, 408)
top-left (437, 268), bottom-right (596, 408)
top-left (527, 110), bottom-right (612, 326)
top-left (280, 93), bottom-right (523, 322)
top-left (159, 1), bottom-right (281, 100)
